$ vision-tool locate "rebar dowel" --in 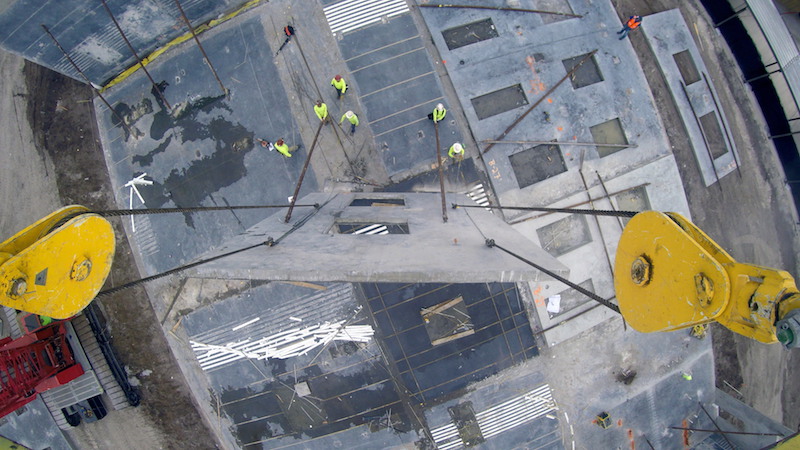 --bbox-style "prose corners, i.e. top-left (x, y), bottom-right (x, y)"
top-left (668, 426), bottom-right (785, 437)
top-left (507, 183), bottom-right (650, 224)
top-left (699, 403), bottom-right (736, 449)
top-left (101, 0), bottom-right (172, 110)
top-left (285, 121), bottom-right (325, 223)
top-left (418, 4), bottom-right (582, 18)
top-left (594, 171), bottom-right (625, 231)
top-left (40, 24), bottom-right (135, 138)
top-left (578, 164), bottom-right (614, 279)
top-left (173, 0), bottom-right (227, 95)
top-left (434, 122), bottom-right (448, 223)
top-left (679, 79), bottom-right (722, 191)
top-left (483, 50), bottom-right (597, 153)
top-left (481, 140), bottom-right (635, 148)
